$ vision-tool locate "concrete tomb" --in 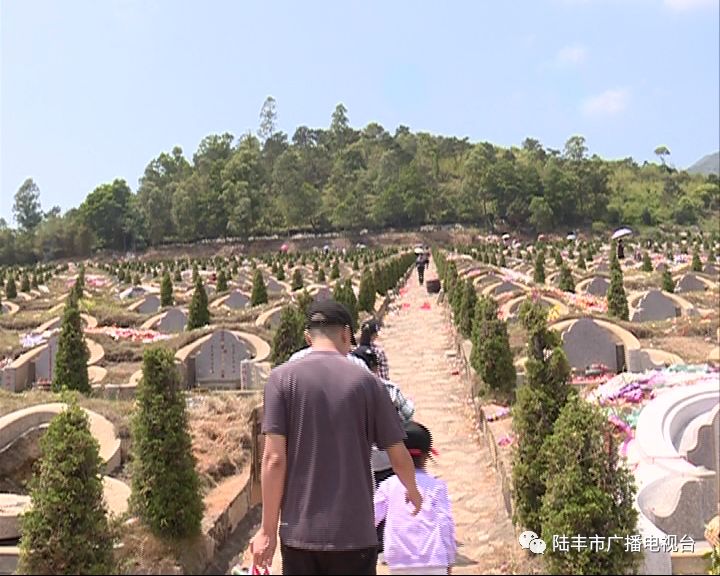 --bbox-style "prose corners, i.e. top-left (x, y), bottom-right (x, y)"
top-left (224, 290), bottom-right (250, 310)
top-left (561, 317), bottom-right (623, 373)
top-left (675, 273), bottom-right (706, 293)
top-left (584, 276), bottom-right (610, 297)
top-left (631, 290), bottom-right (681, 323)
top-left (136, 294), bottom-right (160, 315)
top-left (492, 281), bottom-right (523, 296)
top-left (157, 308), bottom-right (187, 333)
top-left (194, 330), bottom-right (253, 388)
